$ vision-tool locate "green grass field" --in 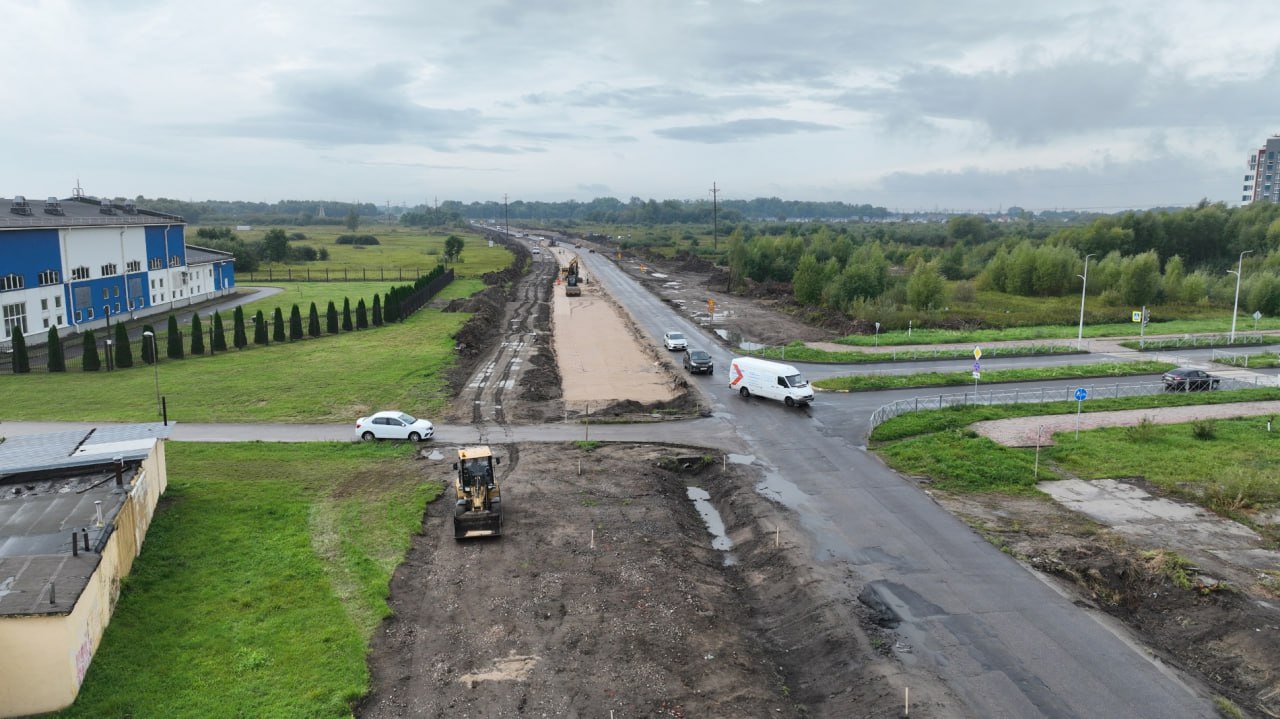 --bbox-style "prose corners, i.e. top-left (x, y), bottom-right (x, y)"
top-left (55, 442), bottom-right (437, 719)
top-left (837, 314), bottom-right (1280, 346)
top-left (0, 306), bottom-right (469, 422)
top-left (747, 341), bottom-right (1078, 363)
top-left (236, 224), bottom-right (512, 276)
top-left (813, 361), bottom-right (1174, 392)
